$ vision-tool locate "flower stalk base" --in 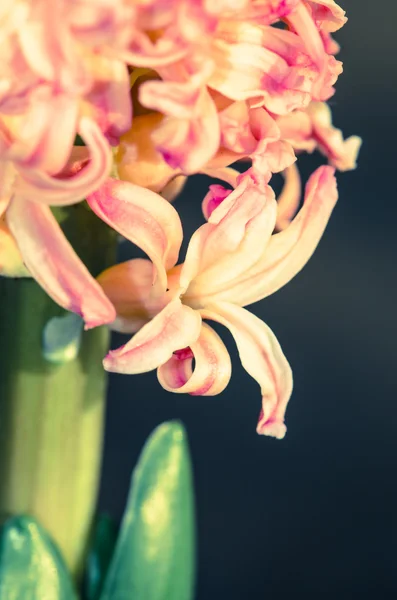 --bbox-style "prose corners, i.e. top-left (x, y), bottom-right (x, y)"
top-left (0, 205), bottom-right (117, 580)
